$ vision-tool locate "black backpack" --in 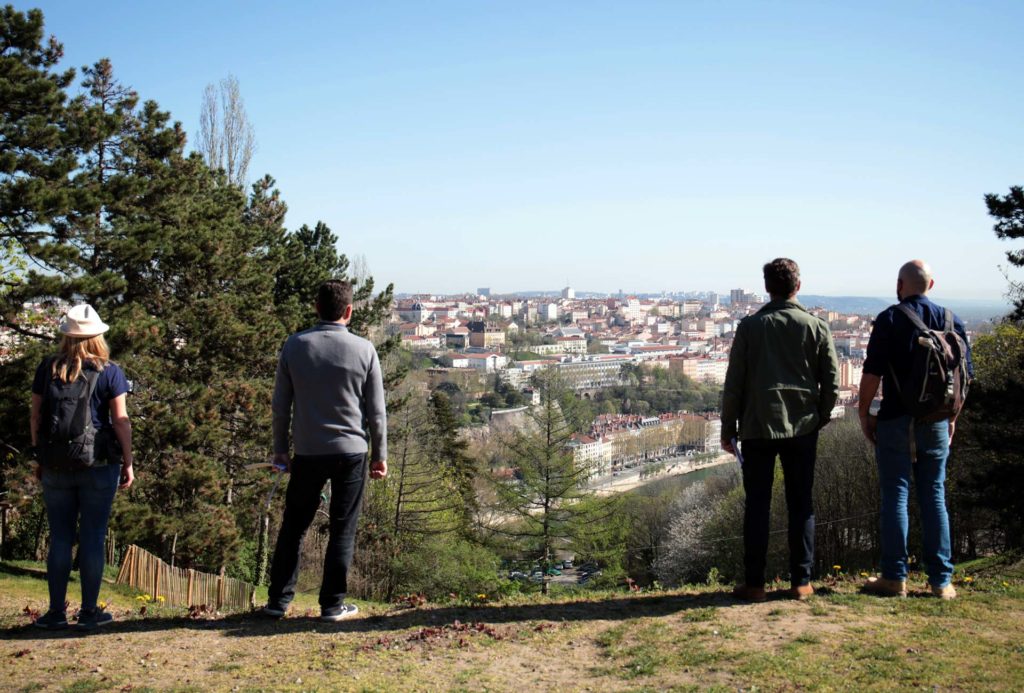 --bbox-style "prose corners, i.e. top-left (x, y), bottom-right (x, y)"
top-left (889, 304), bottom-right (970, 423)
top-left (37, 360), bottom-right (101, 470)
